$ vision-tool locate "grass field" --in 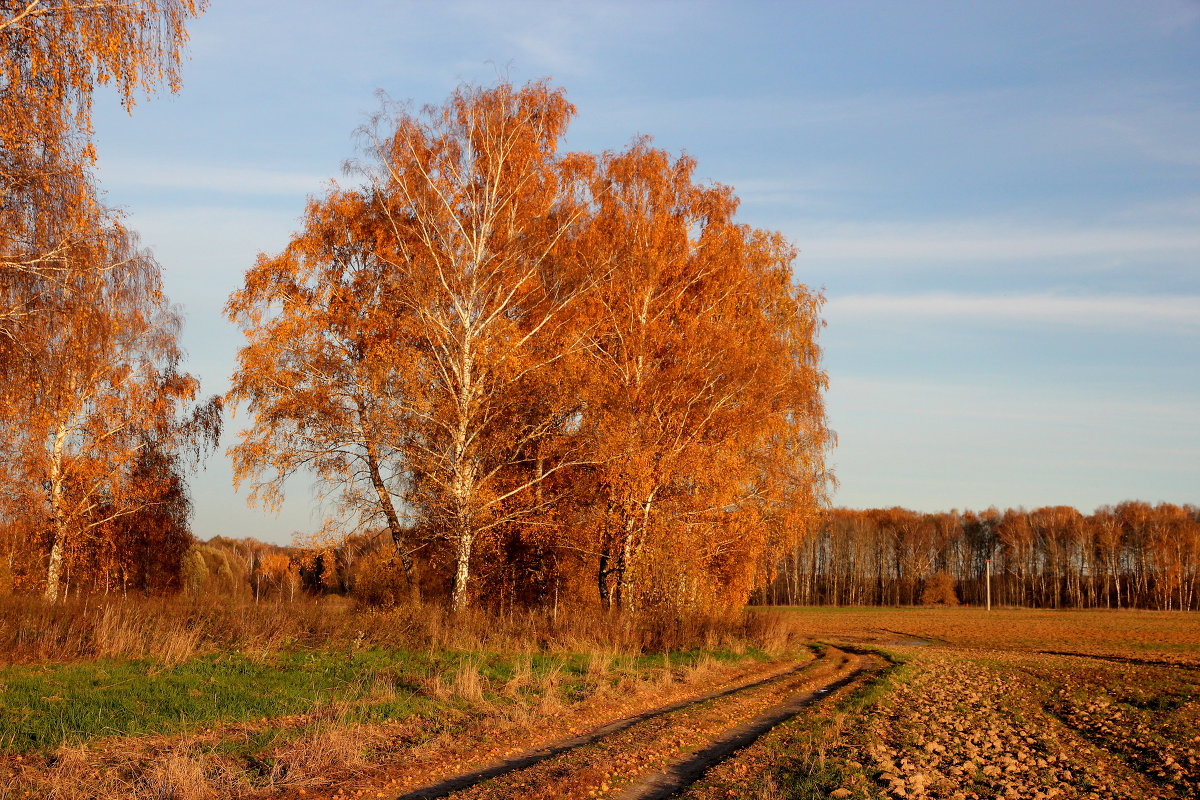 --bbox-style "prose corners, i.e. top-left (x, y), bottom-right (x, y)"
top-left (0, 598), bottom-right (794, 799)
top-left (1, 605), bottom-right (1196, 799)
